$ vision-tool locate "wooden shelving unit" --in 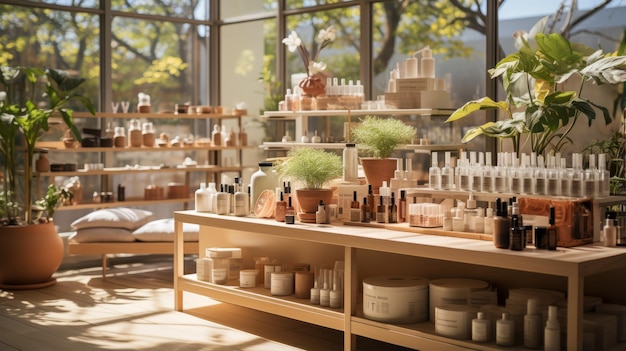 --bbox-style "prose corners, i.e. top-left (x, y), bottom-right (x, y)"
top-left (174, 211), bottom-right (626, 351)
